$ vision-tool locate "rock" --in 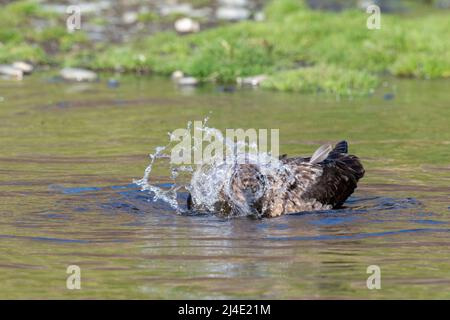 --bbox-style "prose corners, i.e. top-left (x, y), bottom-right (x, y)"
top-left (12, 61), bottom-right (33, 74)
top-left (0, 65), bottom-right (23, 80)
top-left (174, 18), bottom-right (200, 34)
top-left (177, 77), bottom-right (199, 86)
top-left (122, 11), bottom-right (138, 25)
top-left (60, 68), bottom-right (98, 82)
top-left (237, 75), bottom-right (267, 86)
top-left (216, 7), bottom-right (250, 21)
